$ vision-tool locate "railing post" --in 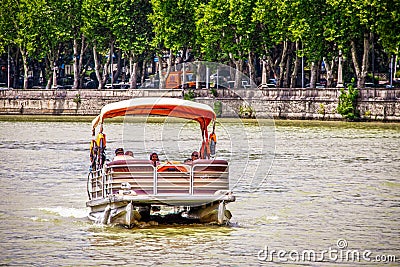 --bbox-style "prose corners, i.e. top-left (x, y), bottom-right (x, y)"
top-left (102, 166), bottom-right (106, 197)
top-left (190, 166), bottom-right (194, 195)
top-left (154, 167), bottom-right (157, 195)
